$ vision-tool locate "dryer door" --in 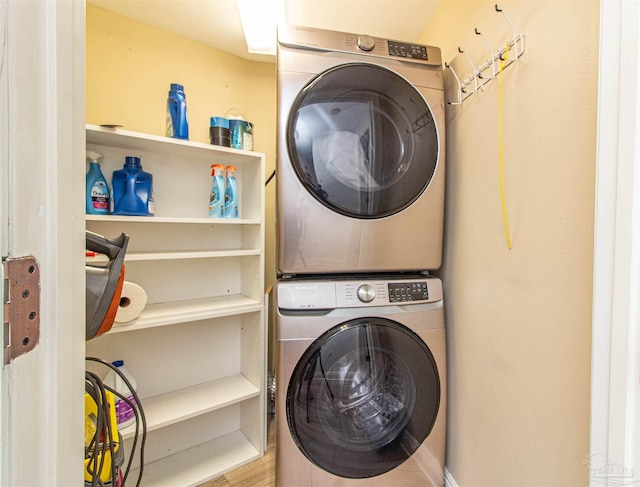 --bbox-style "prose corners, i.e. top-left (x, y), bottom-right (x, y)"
top-left (287, 63), bottom-right (439, 219)
top-left (286, 317), bottom-right (440, 479)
